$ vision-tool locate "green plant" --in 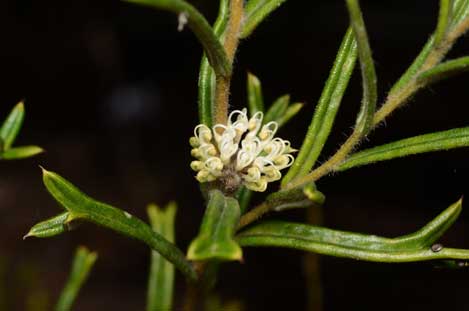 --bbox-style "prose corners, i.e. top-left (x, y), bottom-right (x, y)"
top-left (23, 0), bottom-right (469, 309)
top-left (0, 102), bottom-right (43, 161)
